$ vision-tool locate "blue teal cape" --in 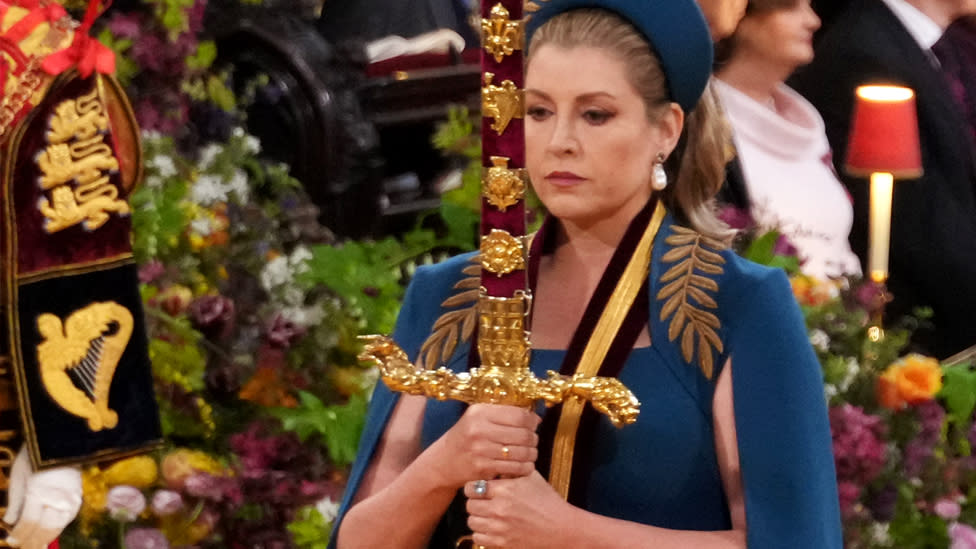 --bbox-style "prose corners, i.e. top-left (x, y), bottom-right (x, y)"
top-left (330, 215), bottom-right (842, 547)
